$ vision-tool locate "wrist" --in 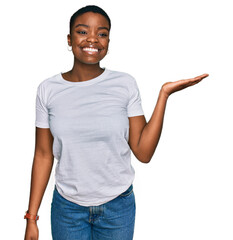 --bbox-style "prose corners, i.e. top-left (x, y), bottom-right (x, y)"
top-left (24, 210), bottom-right (39, 221)
top-left (26, 218), bottom-right (37, 224)
top-left (159, 87), bottom-right (170, 100)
